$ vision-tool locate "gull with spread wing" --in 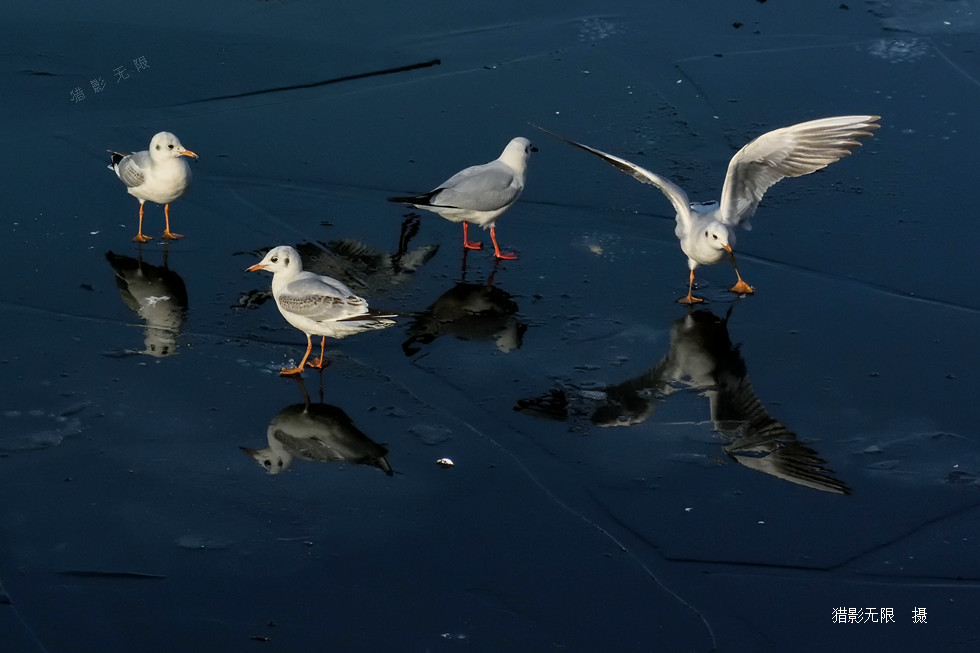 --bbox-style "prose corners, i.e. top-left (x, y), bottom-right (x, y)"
top-left (540, 116), bottom-right (880, 303)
